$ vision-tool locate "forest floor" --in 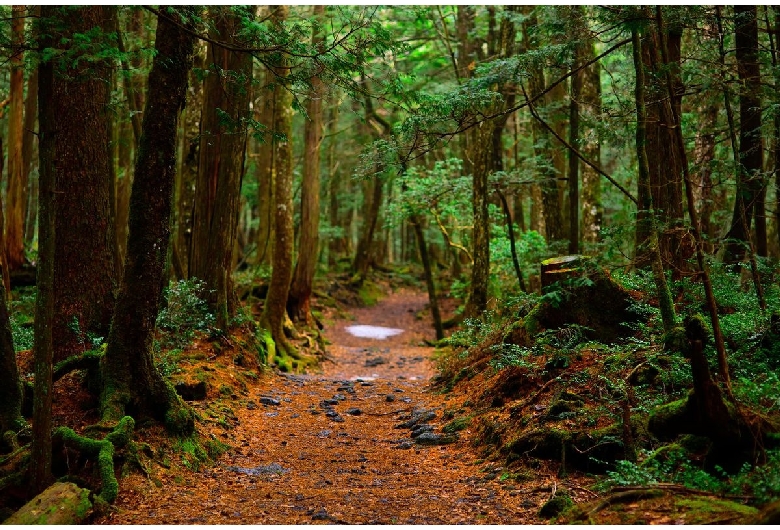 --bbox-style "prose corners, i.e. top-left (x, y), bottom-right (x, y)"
top-left (93, 287), bottom-right (598, 524)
